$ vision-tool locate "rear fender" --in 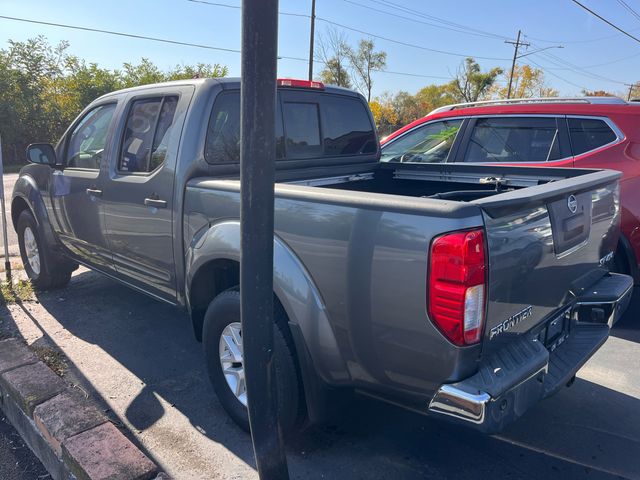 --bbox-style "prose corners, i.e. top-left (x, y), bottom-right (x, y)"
top-left (185, 220), bottom-right (349, 385)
